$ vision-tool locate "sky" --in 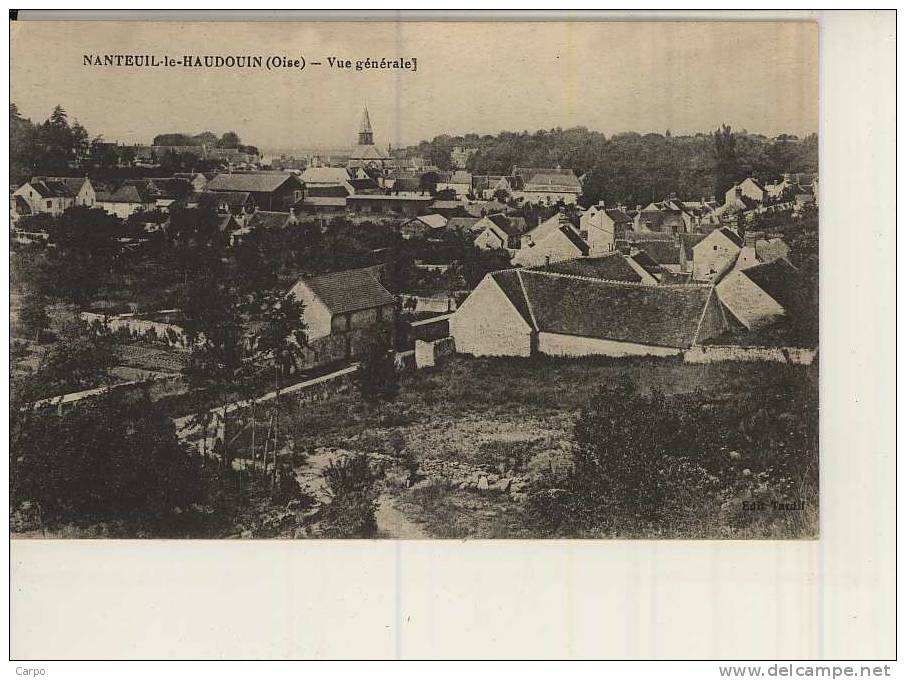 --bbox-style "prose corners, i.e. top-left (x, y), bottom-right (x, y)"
top-left (11, 21), bottom-right (818, 153)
